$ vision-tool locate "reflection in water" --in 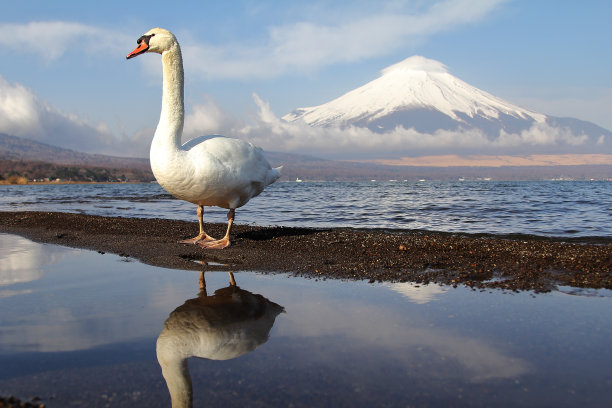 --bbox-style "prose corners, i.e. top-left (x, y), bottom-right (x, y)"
top-left (0, 234), bottom-right (67, 288)
top-left (282, 293), bottom-right (530, 383)
top-left (384, 282), bottom-right (448, 304)
top-left (2, 235), bottom-right (611, 407)
top-left (157, 272), bottom-right (284, 408)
